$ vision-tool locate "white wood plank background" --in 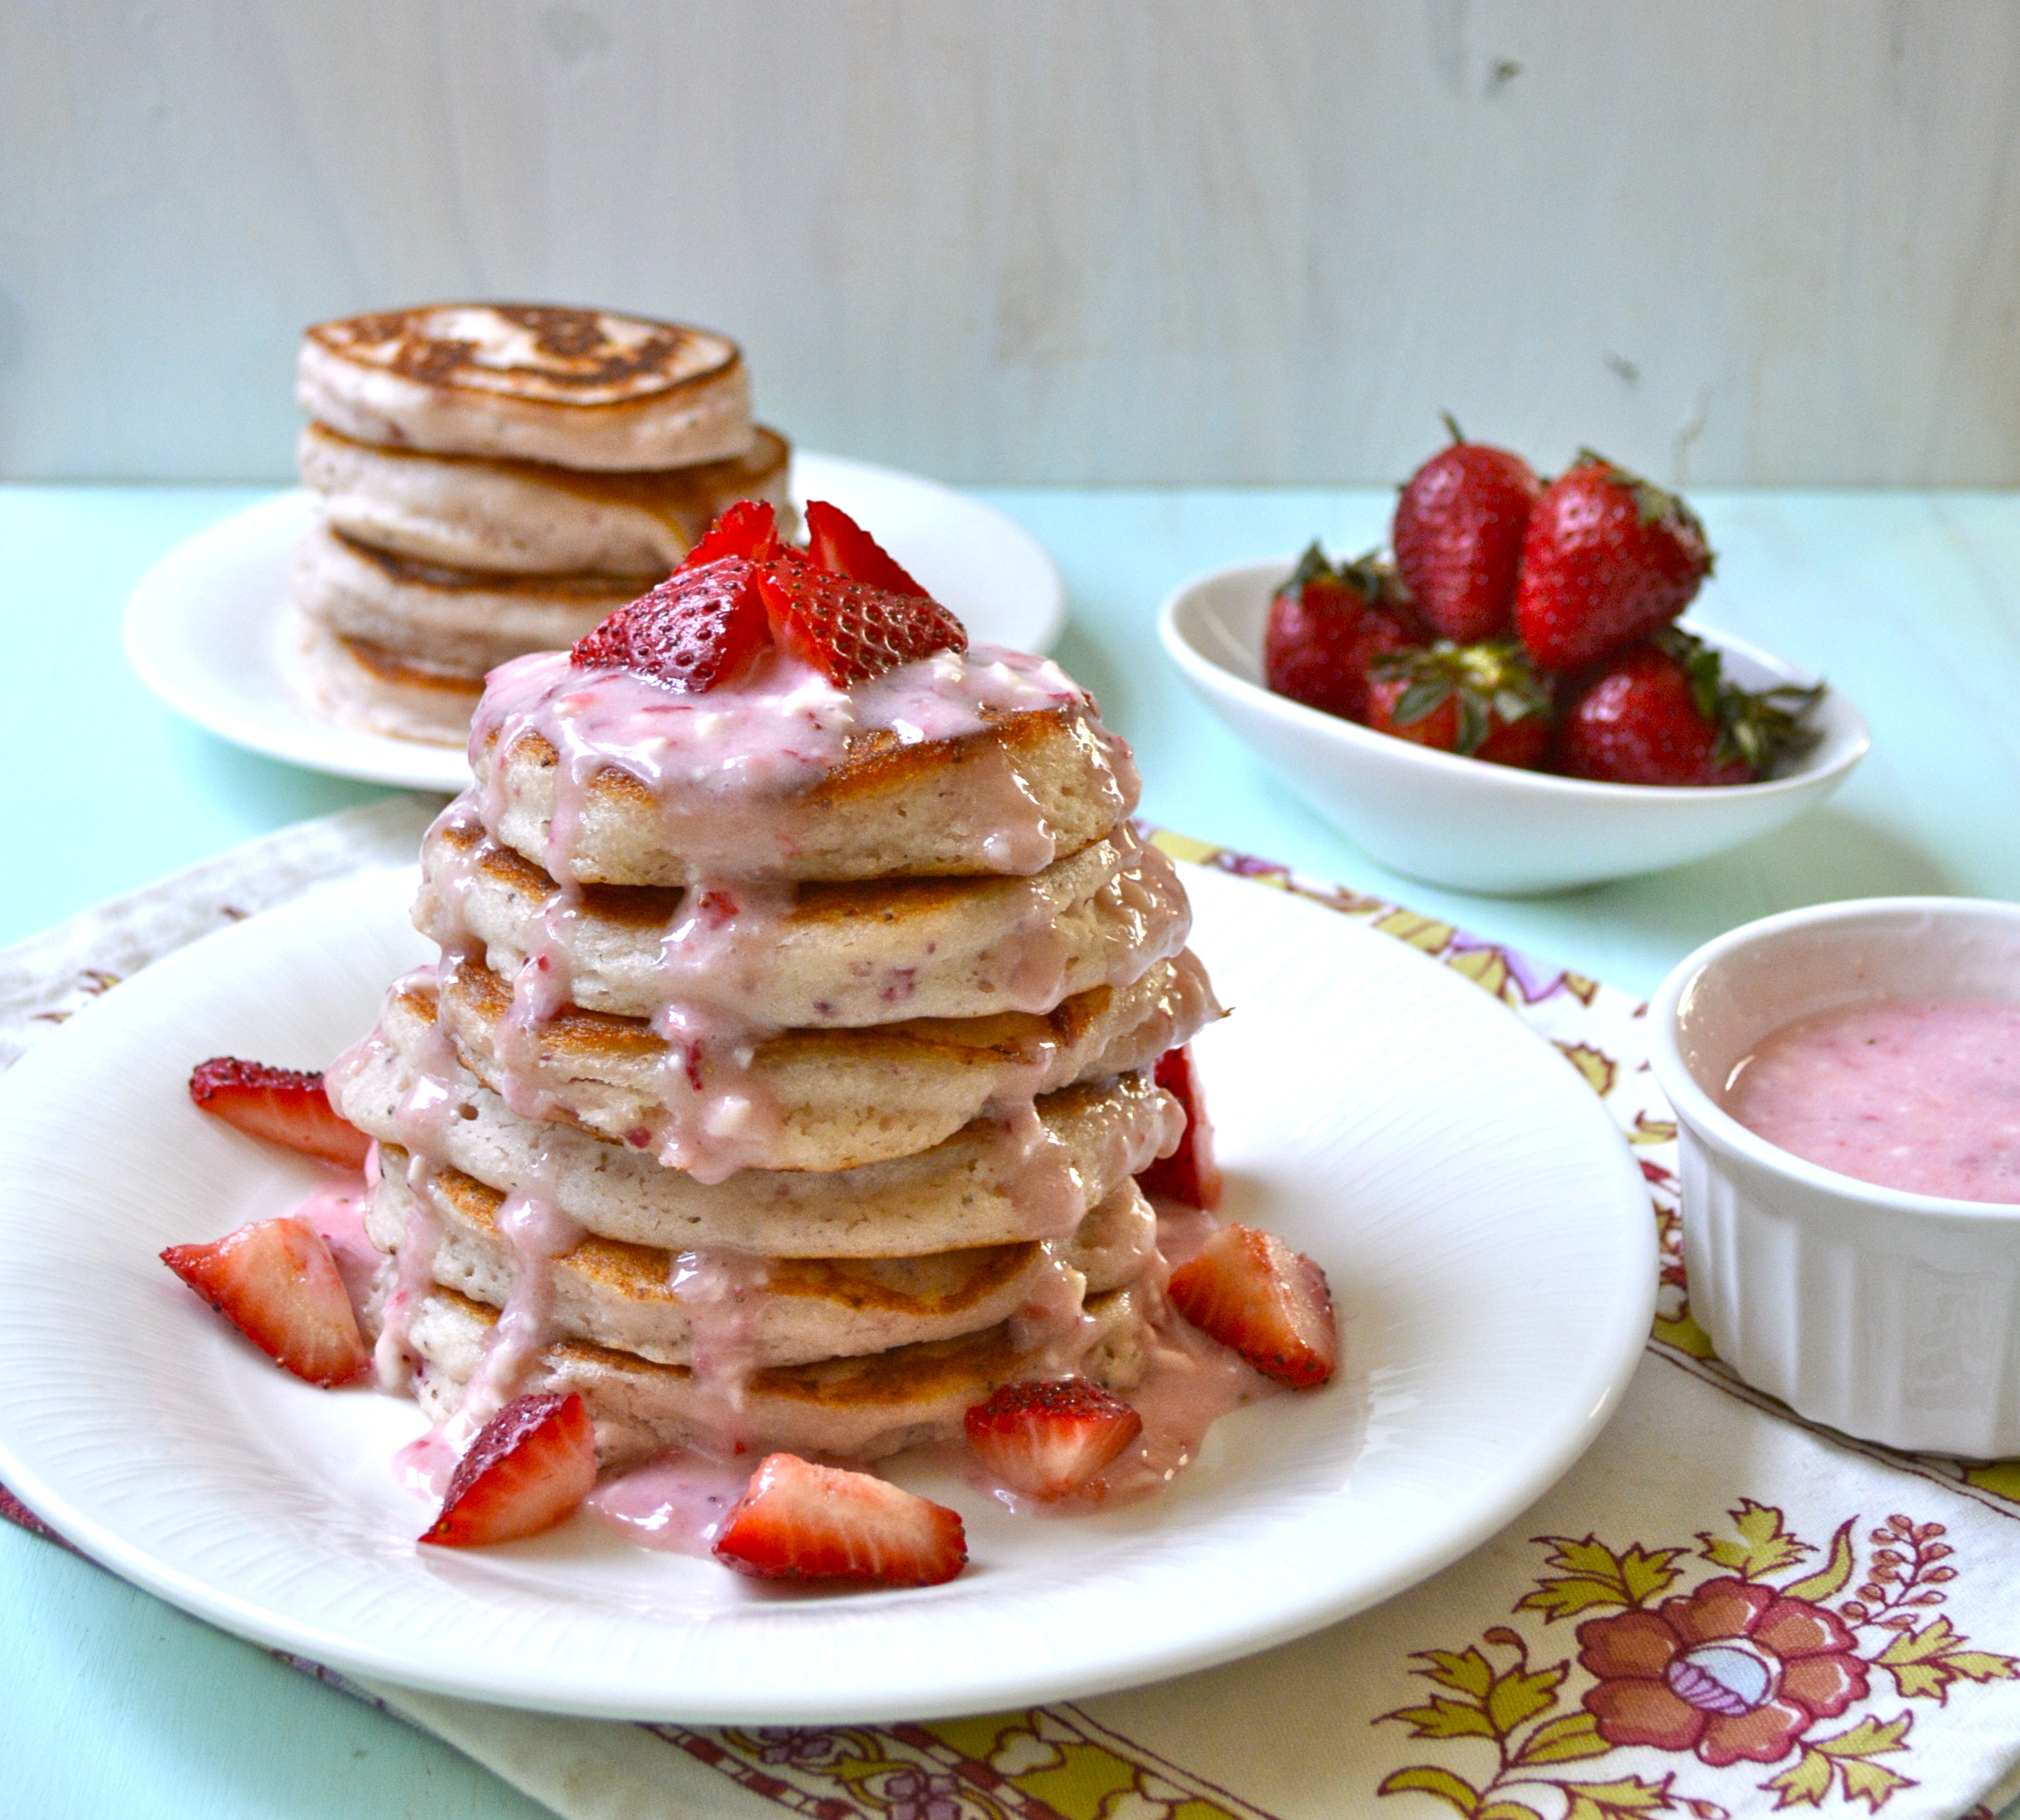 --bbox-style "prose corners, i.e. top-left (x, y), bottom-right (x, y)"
top-left (4, 1), bottom-right (2016, 486)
